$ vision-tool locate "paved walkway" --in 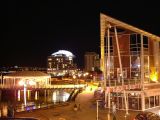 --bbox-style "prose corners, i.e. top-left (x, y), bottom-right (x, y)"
top-left (15, 87), bottom-right (139, 120)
